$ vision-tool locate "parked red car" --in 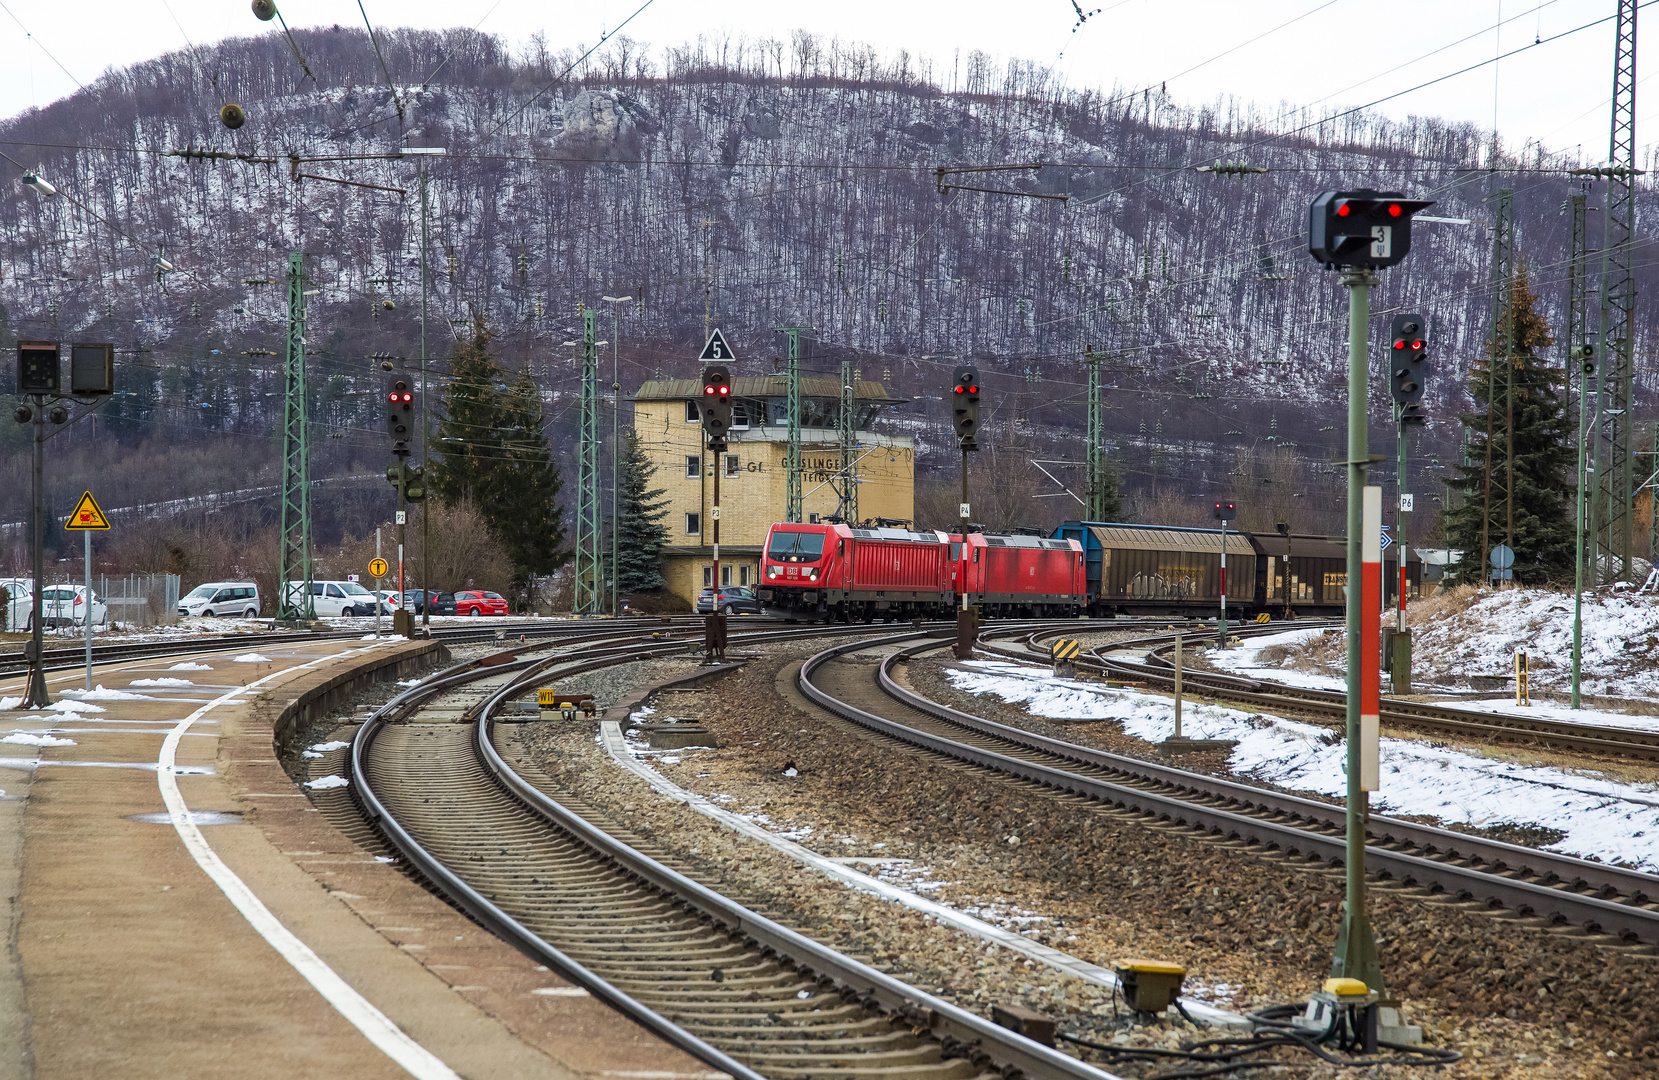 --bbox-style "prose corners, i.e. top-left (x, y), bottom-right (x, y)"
top-left (453, 590), bottom-right (509, 616)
